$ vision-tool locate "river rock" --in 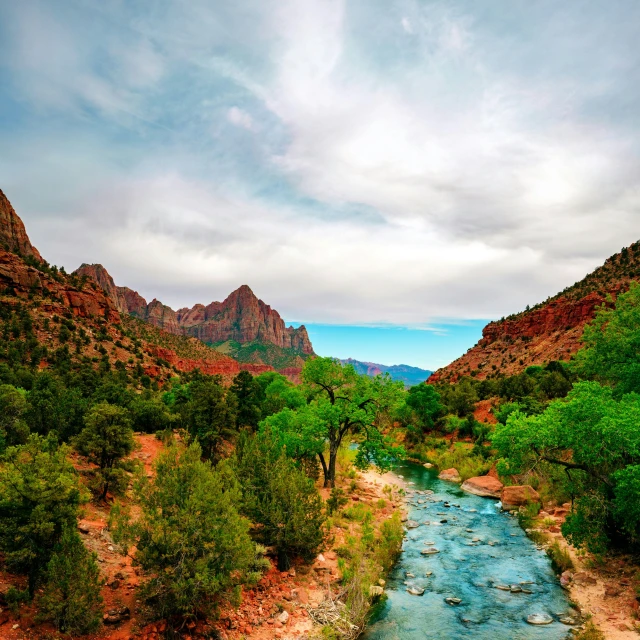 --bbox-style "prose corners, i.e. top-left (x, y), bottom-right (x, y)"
top-left (369, 586), bottom-right (384, 597)
top-left (421, 547), bottom-right (440, 555)
top-left (501, 485), bottom-right (541, 510)
top-left (445, 597), bottom-right (462, 605)
top-left (526, 613), bottom-right (553, 625)
top-left (407, 586), bottom-right (425, 596)
top-left (438, 468), bottom-right (462, 483)
top-left (406, 520), bottom-right (420, 529)
top-left (423, 463), bottom-right (433, 468)
top-left (461, 476), bottom-right (504, 499)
